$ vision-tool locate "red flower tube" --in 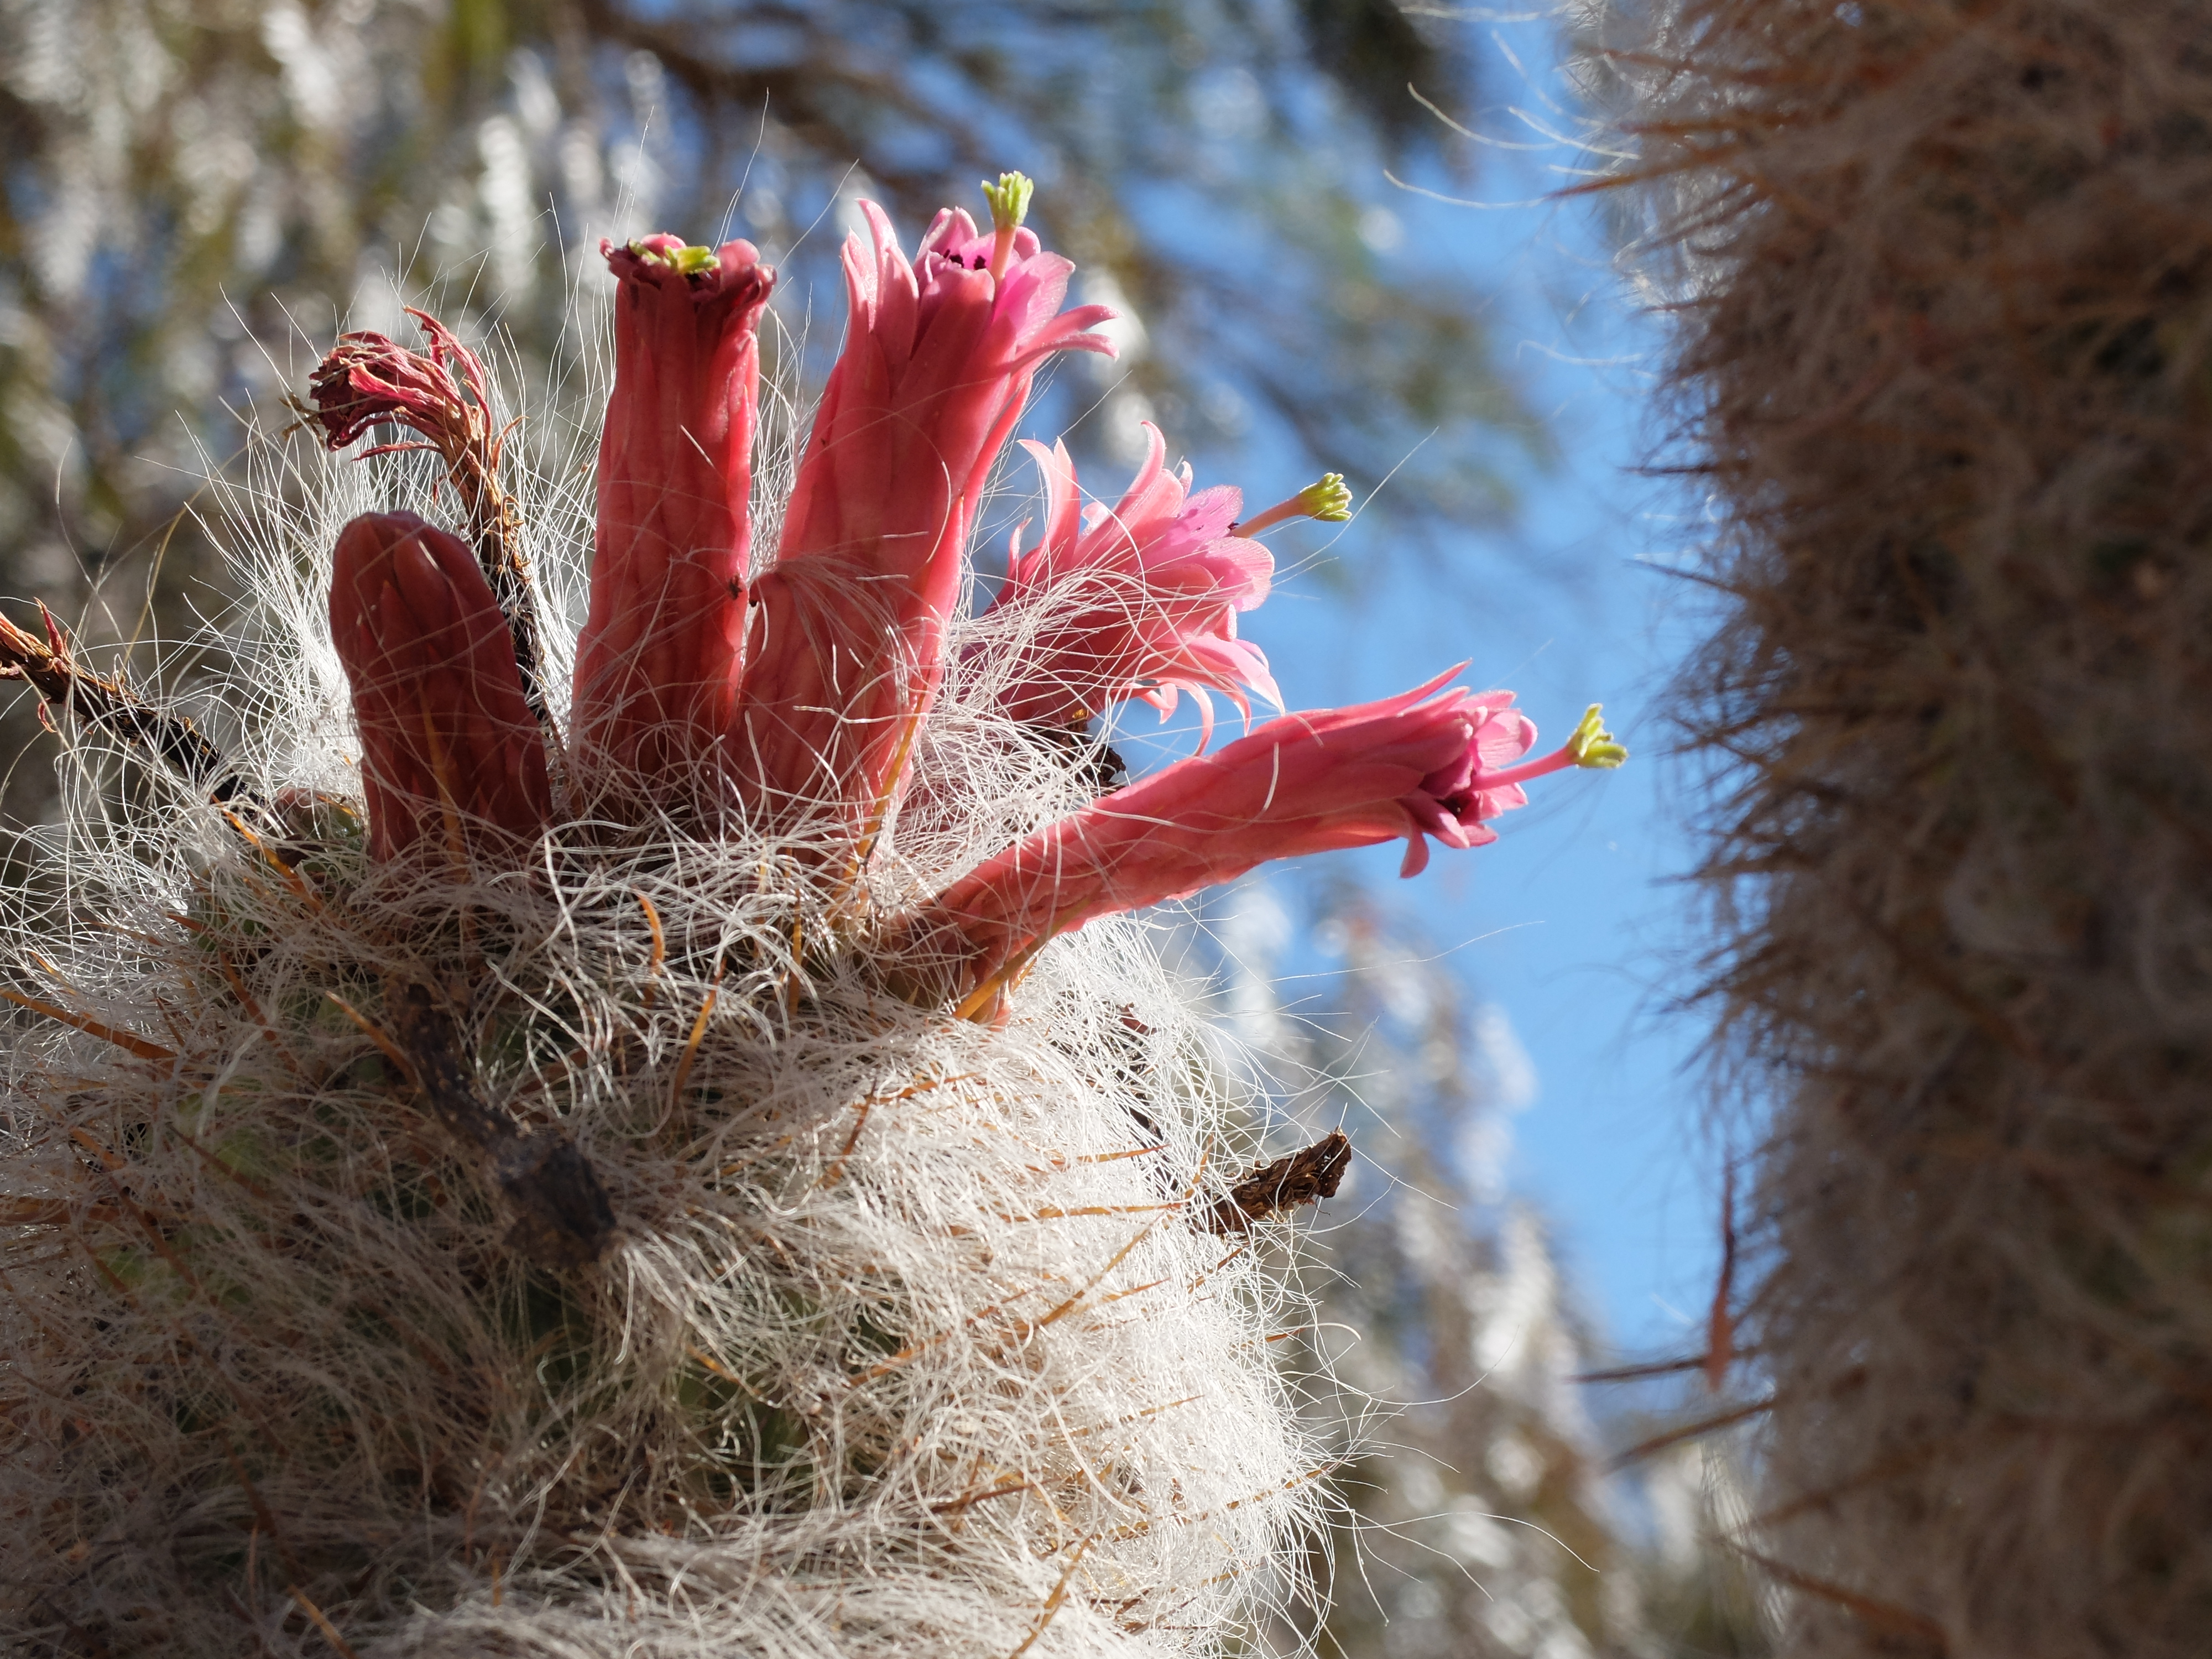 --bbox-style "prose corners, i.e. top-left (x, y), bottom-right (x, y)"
top-left (571, 236), bottom-right (775, 810)
top-left (902, 673), bottom-right (1624, 1008)
top-left (733, 184), bottom-right (1114, 841)
top-left (330, 512), bottom-right (551, 865)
